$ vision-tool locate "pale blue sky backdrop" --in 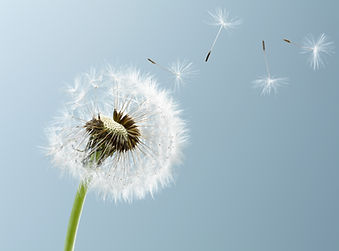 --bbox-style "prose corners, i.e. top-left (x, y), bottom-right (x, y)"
top-left (0, 0), bottom-right (338, 250)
